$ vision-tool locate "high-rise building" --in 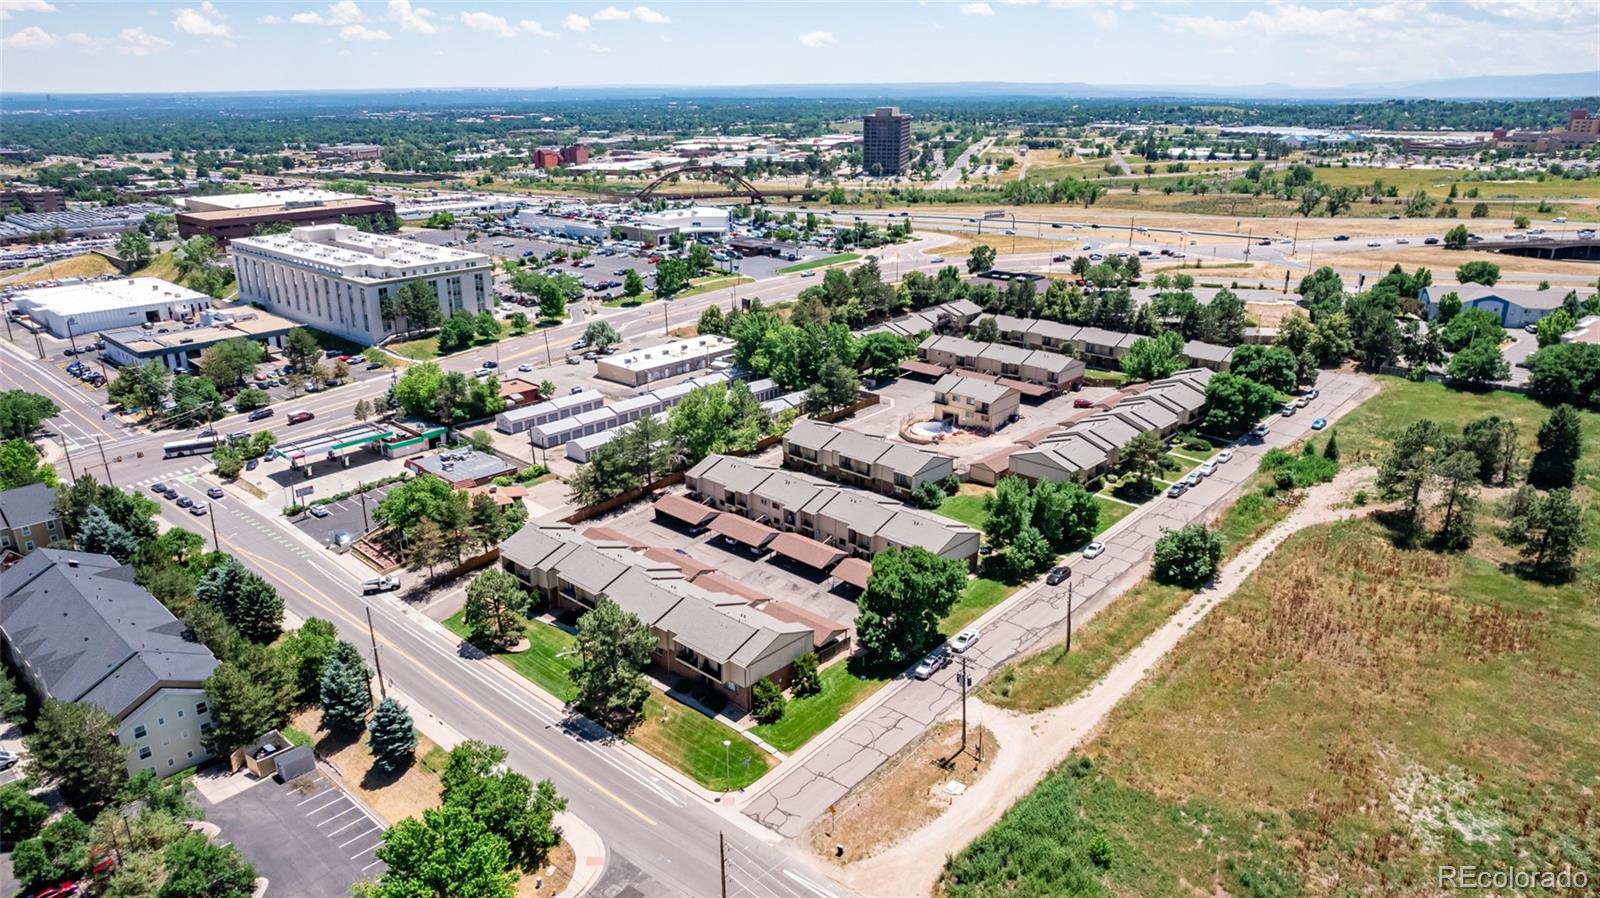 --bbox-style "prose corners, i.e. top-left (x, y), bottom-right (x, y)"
top-left (862, 106), bottom-right (912, 176)
top-left (560, 143), bottom-right (590, 165)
